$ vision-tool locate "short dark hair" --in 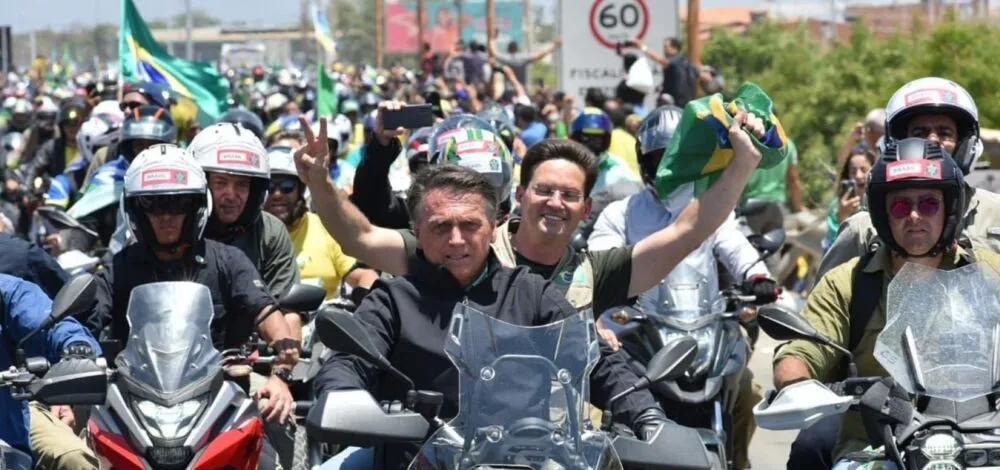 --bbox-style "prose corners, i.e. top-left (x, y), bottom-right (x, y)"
top-left (667, 37), bottom-right (683, 50)
top-left (607, 105), bottom-right (627, 128)
top-left (519, 139), bottom-right (600, 196)
top-left (407, 165), bottom-right (499, 222)
top-left (507, 41), bottom-right (519, 53)
top-left (622, 53), bottom-right (638, 71)
top-left (515, 104), bottom-right (537, 123)
top-left (584, 88), bottom-right (606, 108)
